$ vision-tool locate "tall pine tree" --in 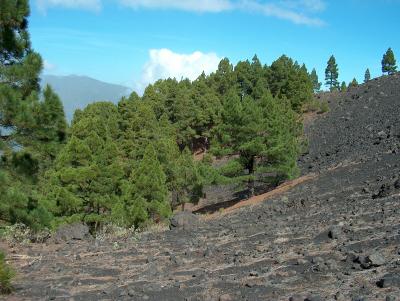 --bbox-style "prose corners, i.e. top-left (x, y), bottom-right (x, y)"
top-left (364, 68), bottom-right (371, 83)
top-left (381, 48), bottom-right (397, 75)
top-left (0, 0), bottom-right (67, 229)
top-left (348, 78), bottom-right (358, 88)
top-left (310, 68), bottom-right (321, 92)
top-left (325, 55), bottom-right (339, 91)
top-left (340, 81), bottom-right (347, 92)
